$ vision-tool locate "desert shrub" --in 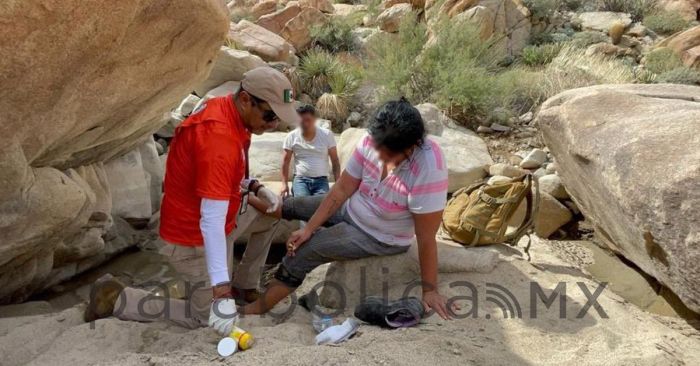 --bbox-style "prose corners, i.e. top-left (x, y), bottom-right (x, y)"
top-left (656, 67), bottom-right (700, 85)
top-left (521, 43), bottom-right (563, 66)
top-left (493, 68), bottom-right (547, 116)
top-left (368, 16), bottom-right (551, 125)
top-left (366, 16), bottom-right (427, 100)
top-left (523, 0), bottom-right (562, 20)
top-left (298, 49), bottom-right (338, 98)
top-left (299, 49), bottom-right (364, 122)
top-left (598, 0), bottom-right (657, 21)
top-left (412, 19), bottom-right (512, 123)
top-left (570, 31), bottom-right (609, 49)
top-left (562, 0), bottom-right (582, 10)
top-left (540, 45), bottom-right (635, 98)
top-left (609, 21), bottom-right (626, 45)
top-left (644, 48), bottom-right (684, 75)
top-left (311, 17), bottom-right (358, 53)
top-left (643, 10), bottom-right (690, 35)
top-left (317, 72), bottom-right (360, 121)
